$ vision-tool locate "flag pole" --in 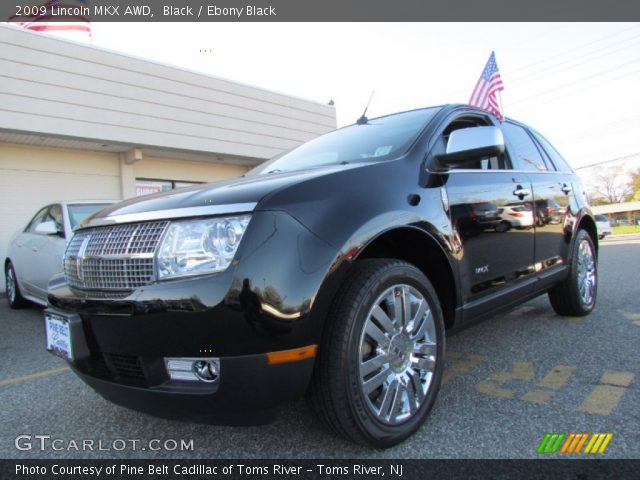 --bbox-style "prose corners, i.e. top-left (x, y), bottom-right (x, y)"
top-left (497, 90), bottom-right (505, 122)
